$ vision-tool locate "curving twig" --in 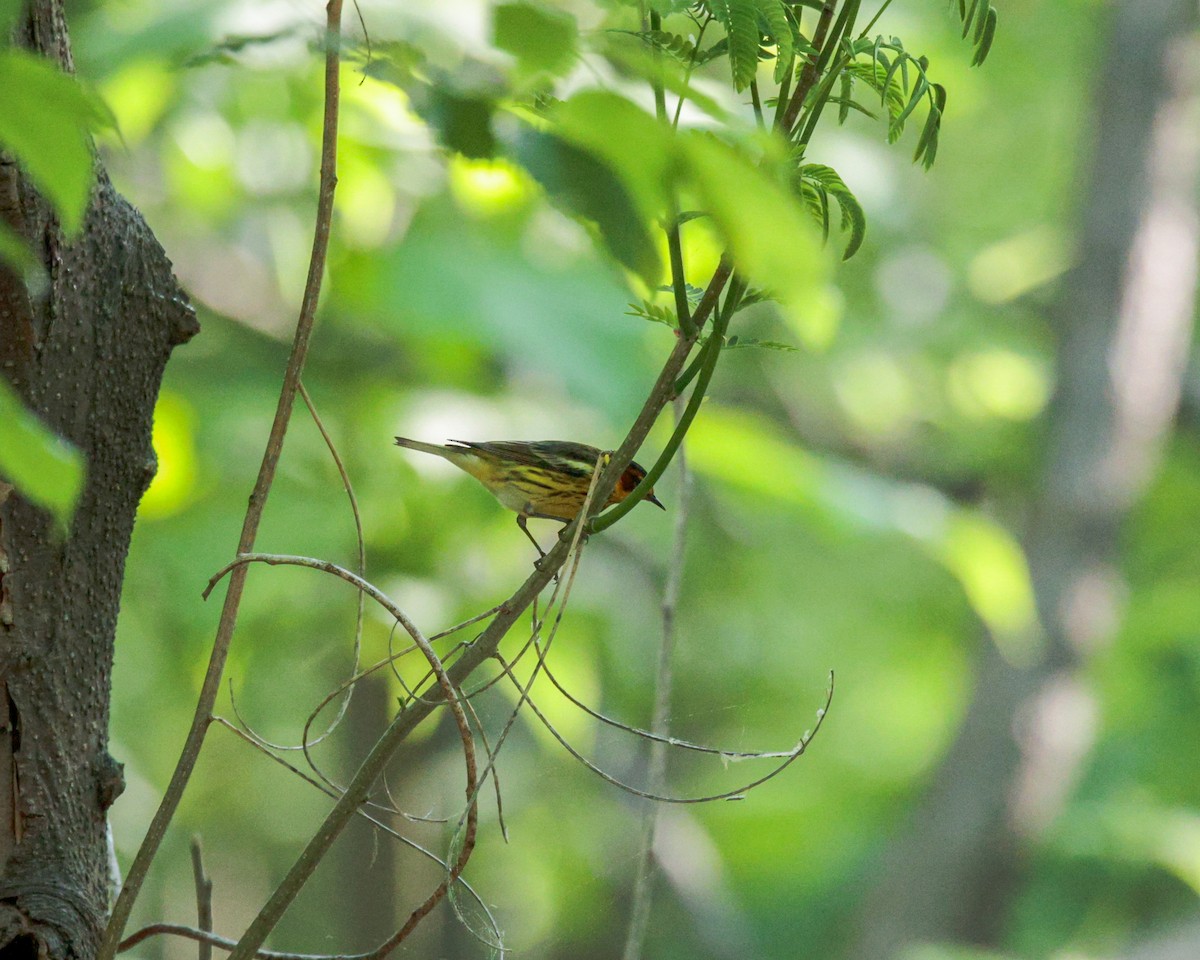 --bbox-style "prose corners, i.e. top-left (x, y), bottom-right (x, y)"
top-left (226, 380), bottom-right (365, 755)
top-left (191, 838), bottom-right (214, 960)
top-left (223, 141), bottom-right (744, 957)
top-left (208, 716), bottom-right (500, 939)
top-left (623, 394), bottom-right (690, 960)
top-left (120, 923), bottom-right (358, 960)
top-left (503, 667), bottom-right (835, 805)
top-left (205, 553), bottom-right (478, 959)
